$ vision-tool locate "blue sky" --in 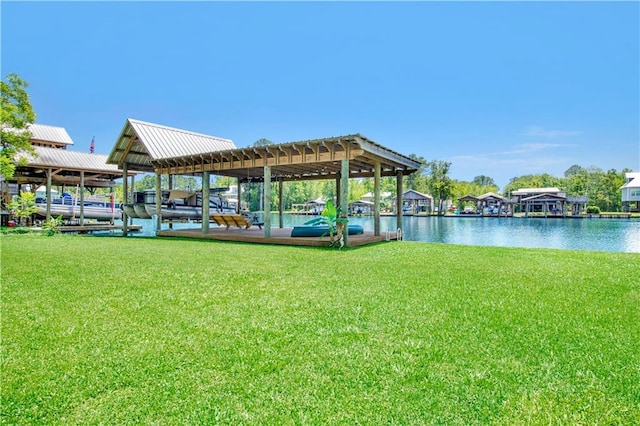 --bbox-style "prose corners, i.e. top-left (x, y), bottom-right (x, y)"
top-left (2, 1), bottom-right (638, 190)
